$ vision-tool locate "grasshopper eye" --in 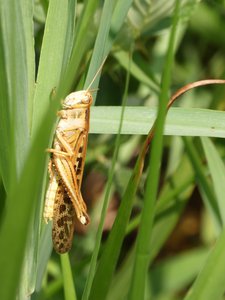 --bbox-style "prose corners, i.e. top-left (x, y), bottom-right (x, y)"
top-left (82, 95), bottom-right (89, 103)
